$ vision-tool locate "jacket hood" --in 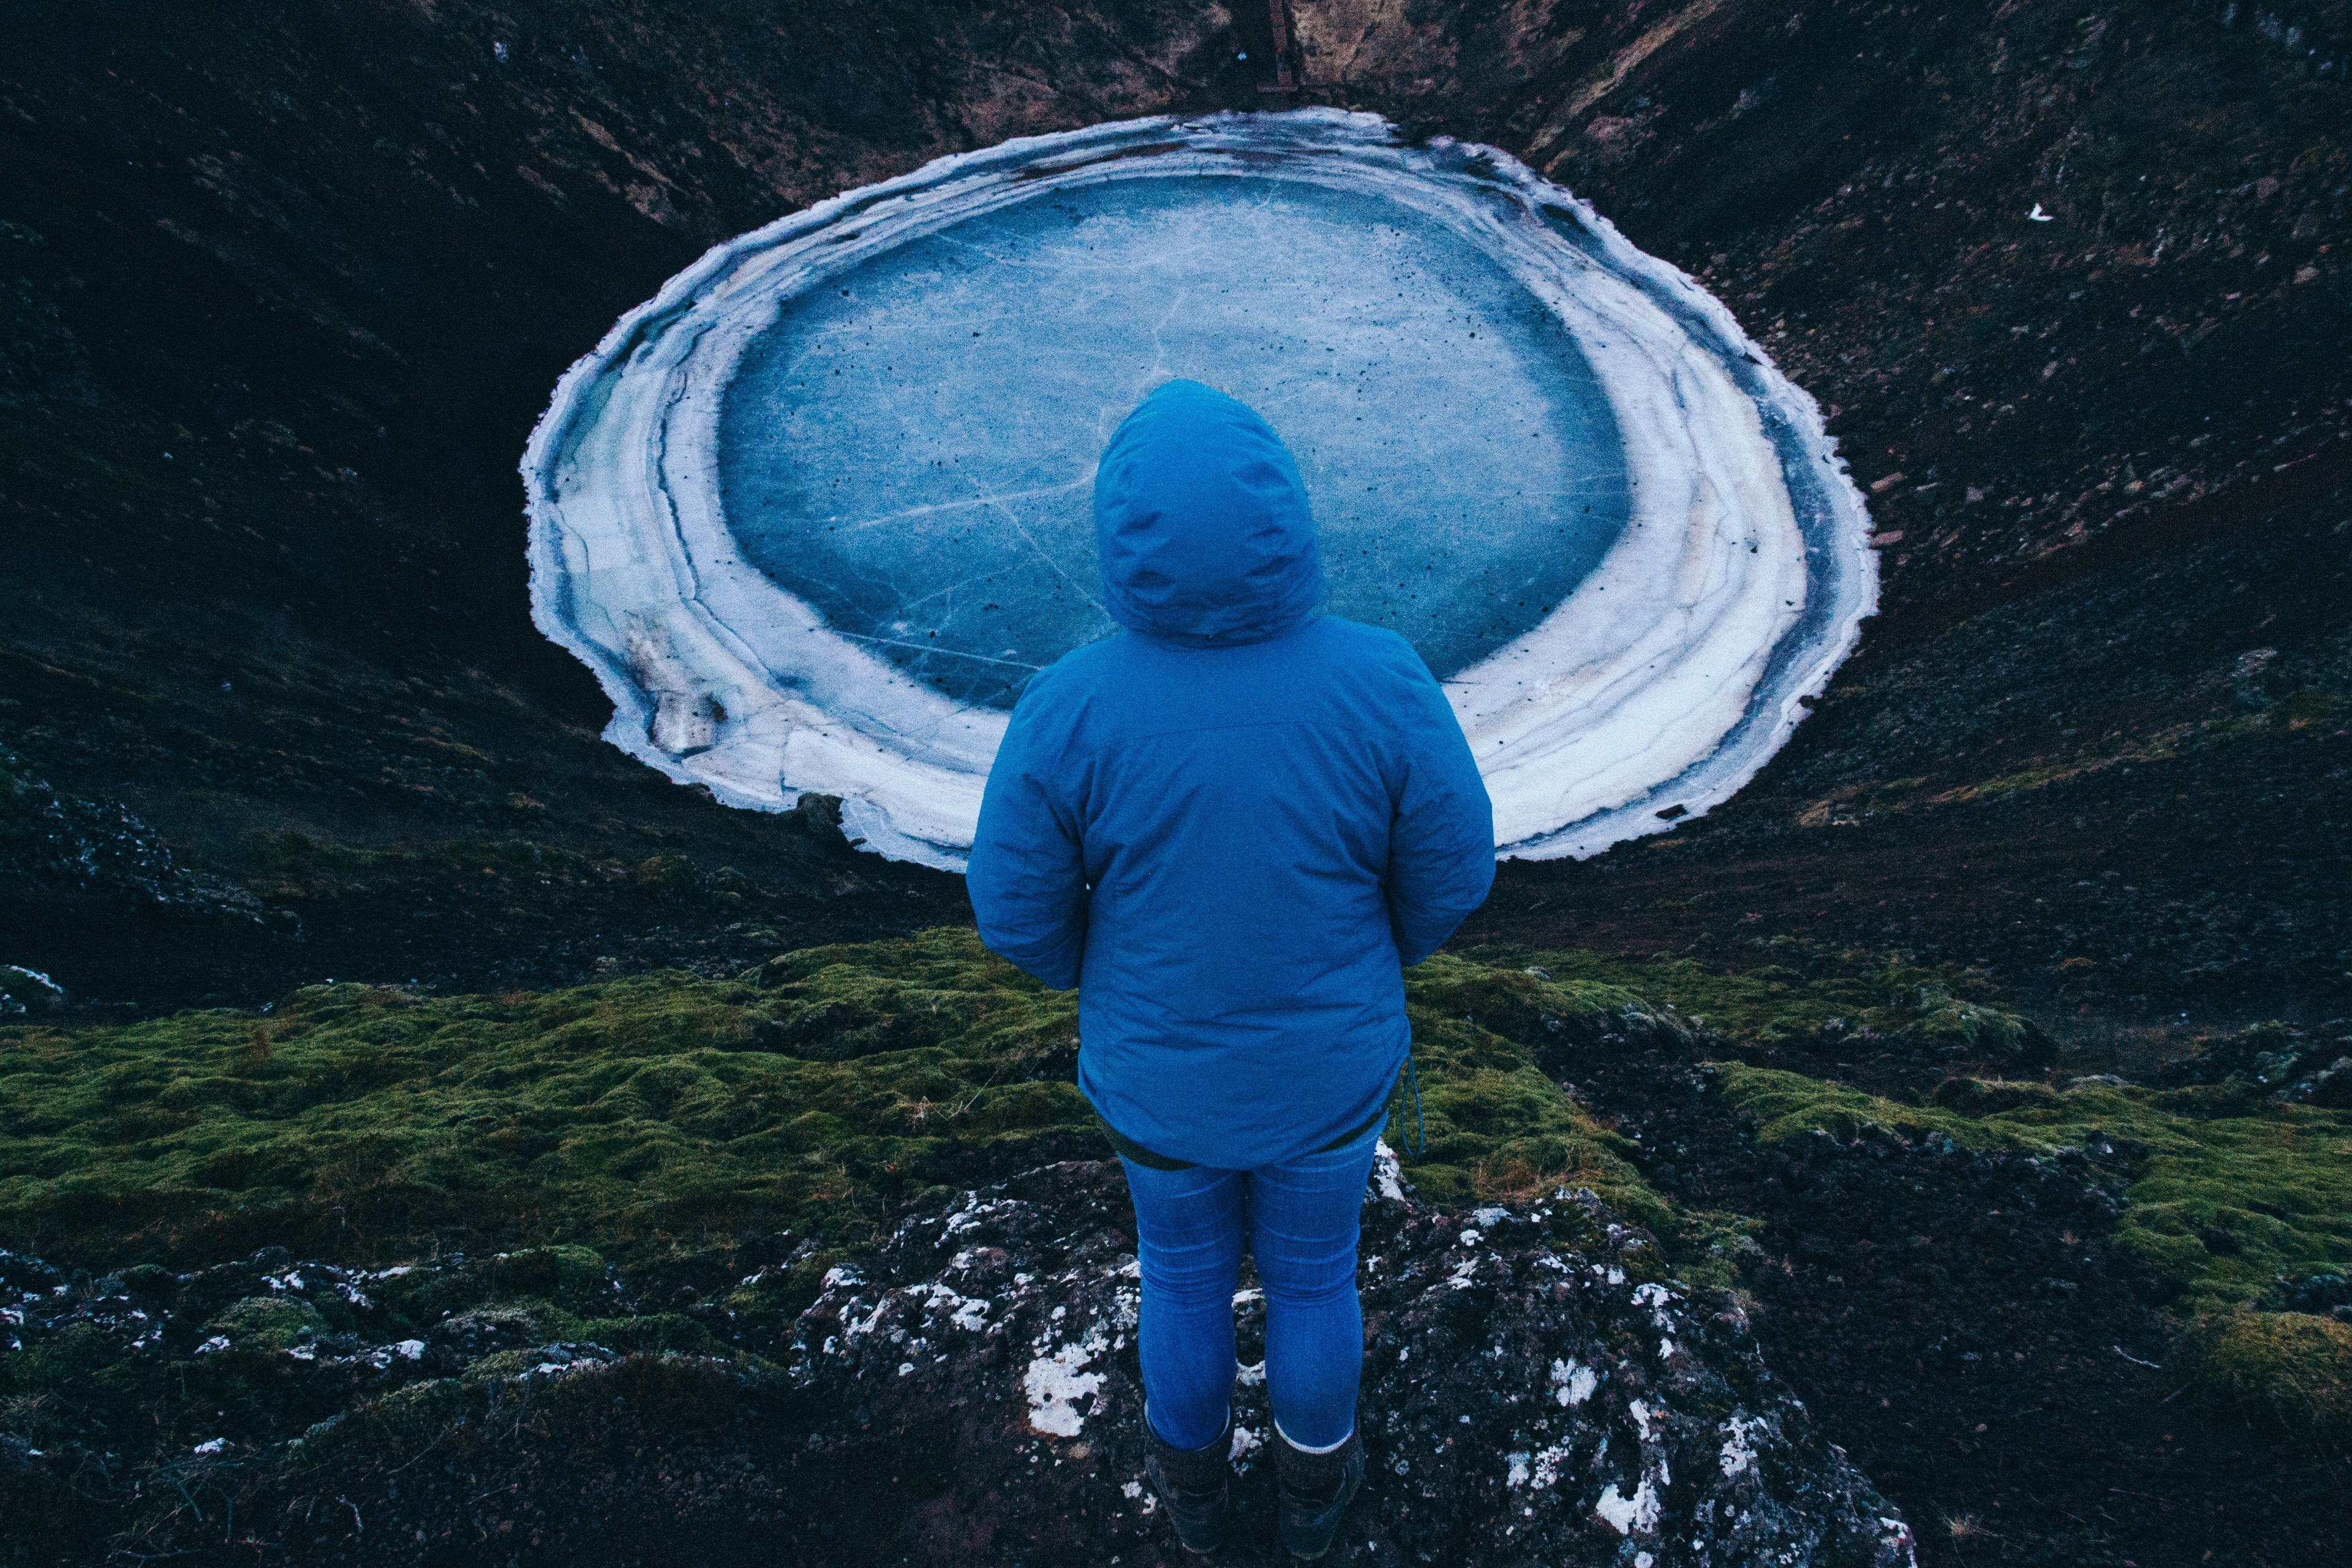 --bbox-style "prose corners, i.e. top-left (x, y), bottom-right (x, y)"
top-left (1093, 380), bottom-right (1324, 647)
